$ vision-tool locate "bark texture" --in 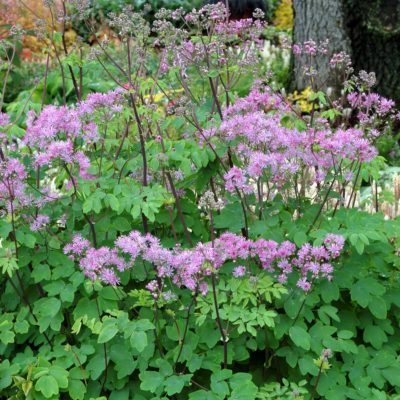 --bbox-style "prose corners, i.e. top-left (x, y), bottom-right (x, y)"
top-left (293, 0), bottom-right (351, 91)
top-left (344, 0), bottom-right (400, 101)
top-left (293, 0), bottom-right (400, 101)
